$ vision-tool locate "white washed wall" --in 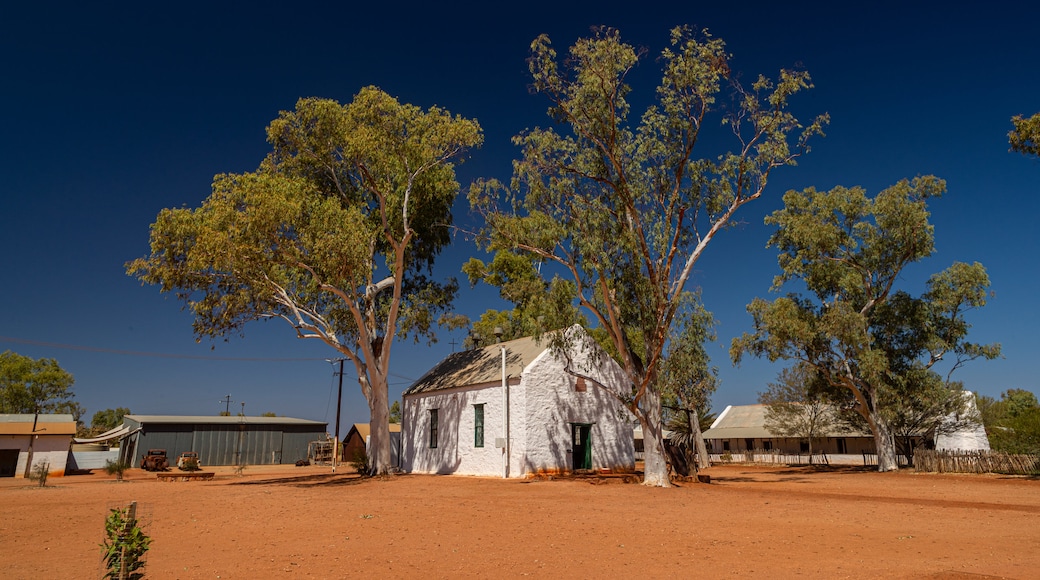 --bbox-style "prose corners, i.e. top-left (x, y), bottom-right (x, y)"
top-left (5, 435), bottom-right (72, 478)
top-left (403, 381), bottom-right (517, 477)
top-left (520, 336), bottom-right (634, 475)
top-left (402, 330), bottom-right (634, 478)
